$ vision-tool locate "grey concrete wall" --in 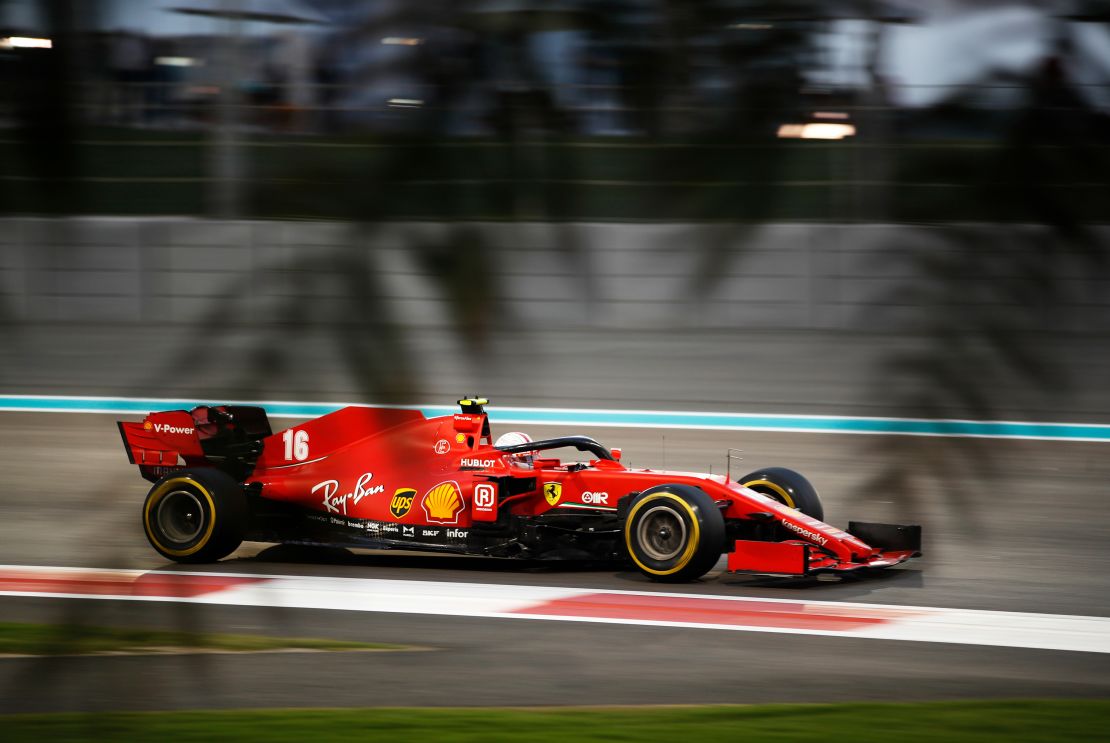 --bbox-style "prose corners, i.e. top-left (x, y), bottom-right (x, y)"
top-left (2, 218), bottom-right (1109, 422)
top-left (4, 217), bottom-right (1108, 332)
